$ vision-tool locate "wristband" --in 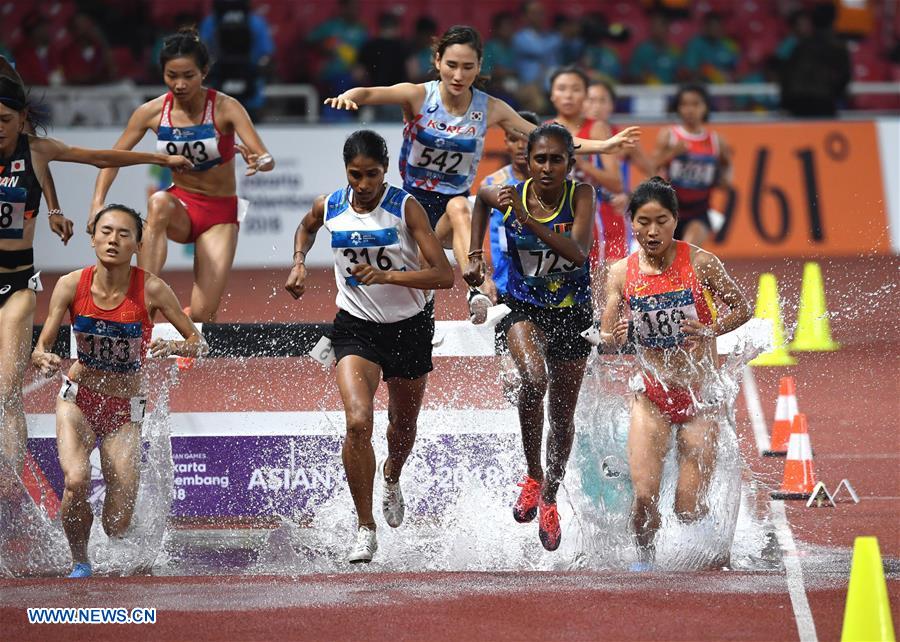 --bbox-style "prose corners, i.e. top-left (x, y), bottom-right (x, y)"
top-left (47, 209), bottom-right (63, 217)
top-left (293, 250), bottom-right (306, 263)
top-left (467, 249), bottom-right (484, 258)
